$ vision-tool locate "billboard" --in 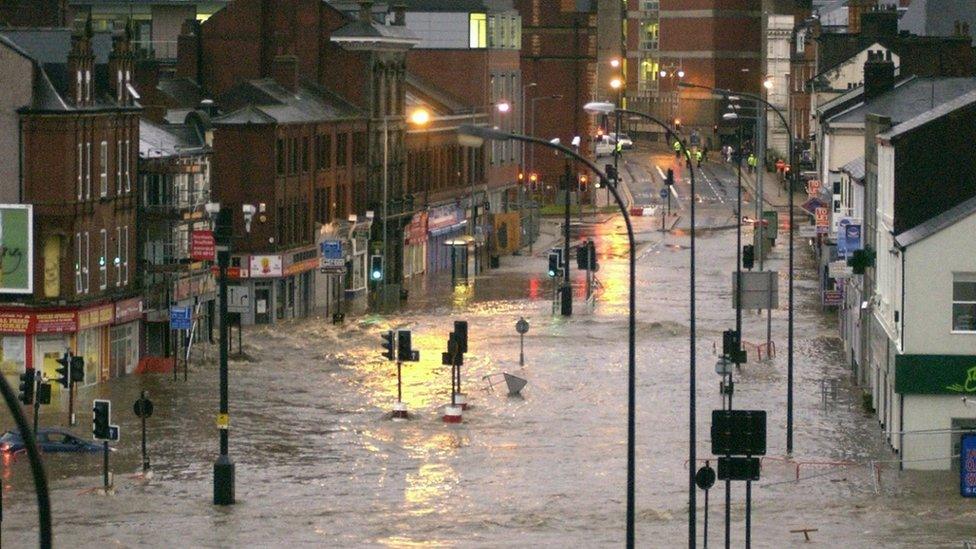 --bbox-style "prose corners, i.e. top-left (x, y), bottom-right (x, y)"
top-left (0, 205), bottom-right (32, 294)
